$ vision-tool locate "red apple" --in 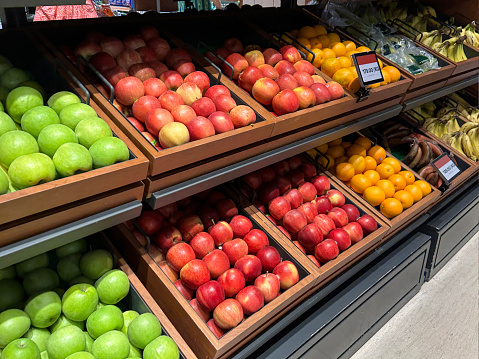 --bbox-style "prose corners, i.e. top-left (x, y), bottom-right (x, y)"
top-left (207, 319), bottom-right (226, 338)
top-left (236, 285), bottom-right (264, 316)
top-left (198, 206), bottom-right (219, 230)
top-left (256, 246), bottom-right (281, 272)
top-left (166, 48), bottom-right (192, 68)
top-left (297, 202), bottom-right (318, 224)
top-left (205, 85), bottom-right (231, 100)
top-left (203, 249), bottom-right (230, 279)
top-left (275, 74), bottom-right (299, 91)
top-left (140, 25), bottom-right (159, 41)
top-left (208, 111), bottom-right (234, 133)
top-left (197, 280), bottom-right (226, 312)
top-left (293, 71), bottom-right (314, 87)
top-left (275, 176), bottom-right (292, 195)
top-left (243, 229), bottom-right (269, 254)
top-left (184, 71), bottom-right (210, 94)
top-left (146, 37), bottom-right (171, 61)
top-left (242, 172), bottom-right (262, 191)
top-left (312, 75), bottom-right (326, 84)
top-left (268, 196), bottom-right (291, 220)
top-left (328, 228), bottom-right (351, 251)
top-left (356, 214), bottom-right (378, 235)
top-left (190, 97), bottom-right (216, 118)
top-left (258, 64), bottom-right (280, 80)
top-left (272, 89), bottom-right (300, 116)
top-left (159, 90), bottom-right (184, 112)
top-left (190, 232), bottom-right (215, 258)
top-left (169, 211), bottom-right (186, 226)
top-left (310, 83), bottom-right (331, 105)
top-left (325, 81), bottom-right (344, 100)
top-left (158, 260), bottom-right (179, 282)
top-left (293, 86), bottom-right (316, 109)
top-left (213, 298), bottom-right (243, 330)
top-left (147, 60), bottom-right (169, 77)
top-left (172, 59), bottom-right (196, 78)
top-left (174, 279), bottom-right (194, 300)
top-left (223, 53), bottom-right (248, 80)
top-left (160, 70), bottom-right (183, 91)
top-left (327, 207), bottom-right (349, 228)
top-left (327, 189), bottom-right (346, 207)
top-left (176, 82), bottom-right (202, 105)
top-left (244, 50), bottom-right (265, 67)
top-left (132, 95), bottom-right (162, 123)
top-left (258, 166), bottom-right (275, 182)
top-left (263, 48), bottom-right (283, 66)
top-left (314, 238), bottom-right (339, 262)
top-left (100, 36), bottom-right (124, 58)
top-left (298, 223), bottom-right (323, 252)
top-left (314, 196), bottom-right (333, 214)
top-left (274, 60), bottom-right (296, 75)
top-left (166, 242), bottom-right (195, 271)
top-left (74, 40), bottom-right (101, 60)
top-left (301, 163), bottom-right (317, 180)
top-left (254, 273), bottom-right (280, 303)
top-left (273, 260), bottom-right (299, 290)
top-left (154, 224), bottom-right (182, 252)
top-left (313, 214), bottom-right (336, 236)
top-left (208, 221), bottom-right (234, 247)
top-left (128, 63), bottom-right (155, 82)
top-left (283, 209), bottom-right (307, 234)
top-left (127, 117), bottom-right (145, 132)
top-left (258, 182), bottom-right (280, 205)
top-left (223, 38), bottom-right (243, 53)
top-left (280, 45), bottom-right (301, 64)
top-left (142, 132), bottom-right (160, 149)
top-left (311, 175), bottom-right (331, 195)
top-left (157, 203), bottom-right (178, 218)
top-left (180, 259), bottom-right (211, 290)
top-left (341, 204), bottom-right (360, 223)
top-left (206, 190), bottom-right (225, 205)
top-left (293, 60), bottom-right (315, 75)
top-left (143, 78), bottom-right (167, 98)
top-left (238, 66), bottom-right (263, 93)
top-left (293, 241), bottom-right (306, 253)
top-left (145, 108), bottom-right (174, 136)
top-left (171, 105), bottom-right (196, 125)
top-left (114, 76), bottom-right (145, 106)
top-left (229, 215), bottom-right (253, 239)
top-left (123, 35), bottom-right (145, 50)
top-left (186, 116), bottom-right (215, 141)
top-left (287, 156), bottom-right (303, 170)
top-left (212, 95), bottom-right (236, 113)
top-left (216, 198), bottom-right (238, 220)
top-left (277, 226), bottom-right (292, 239)
top-left (190, 298), bottom-right (210, 322)
top-left (116, 50), bottom-right (142, 71)
top-left (136, 46), bottom-right (157, 63)
top-left (218, 268), bottom-right (246, 297)
top-left (298, 182), bottom-right (317, 202)
top-left (252, 77), bottom-right (280, 106)
top-left (177, 215), bottom-right (204, 242)
top-left (103, 66), bottom-right (127, 87)
top-left (229, 105), bottom-right (256, 128)
top-left (234, 255), bottom-right (262, 282)
top-left (266, 214), bottom-right (277, 225)
top-left (287, 169), bottom-right (305, 188)
top-left (136, 210), bottom-right (164, 235)
top-left (308, 255), bottom-right (321, 267)
top-left (283, 188), bottom-right (303, 209)
top-left (343, 222), bottom-right (364, 244)
top-left (89, 51), bottom-right (116, 74)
